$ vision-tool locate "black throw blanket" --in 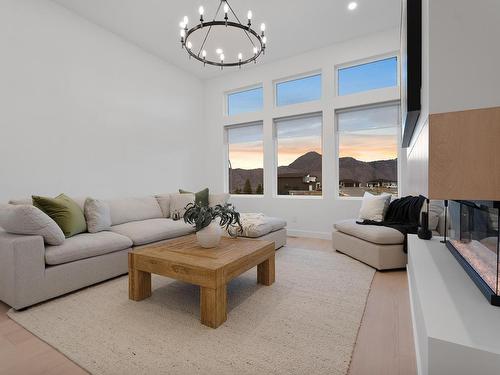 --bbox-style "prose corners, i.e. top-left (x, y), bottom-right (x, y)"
top-left (357, 195), bottom-right (426, 253)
